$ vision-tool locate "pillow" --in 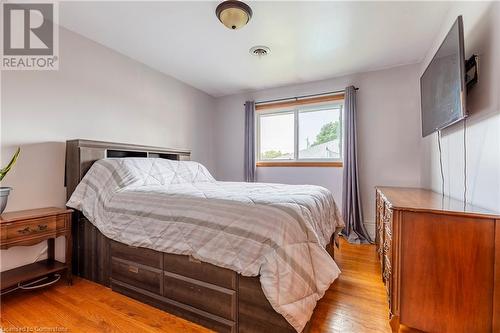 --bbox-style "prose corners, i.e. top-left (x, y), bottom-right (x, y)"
top-left (100, 158), bottom-right (215, 186)
top-left (67, 158), bottom-right (215, 213)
